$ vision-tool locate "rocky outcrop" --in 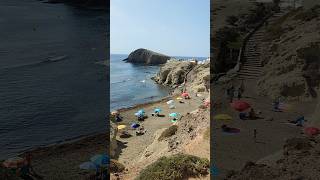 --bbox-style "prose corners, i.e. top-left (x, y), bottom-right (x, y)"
top-left (123, 48), bottom-right (170, 65)
top-left (257, 6), bottom-right (320, 100)
top-left (153, 60), bottom-right (196, 86)
top-left (110, 122), bottom-right (118, 158)
top-left (153, 59), bottom-right (210, 93)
